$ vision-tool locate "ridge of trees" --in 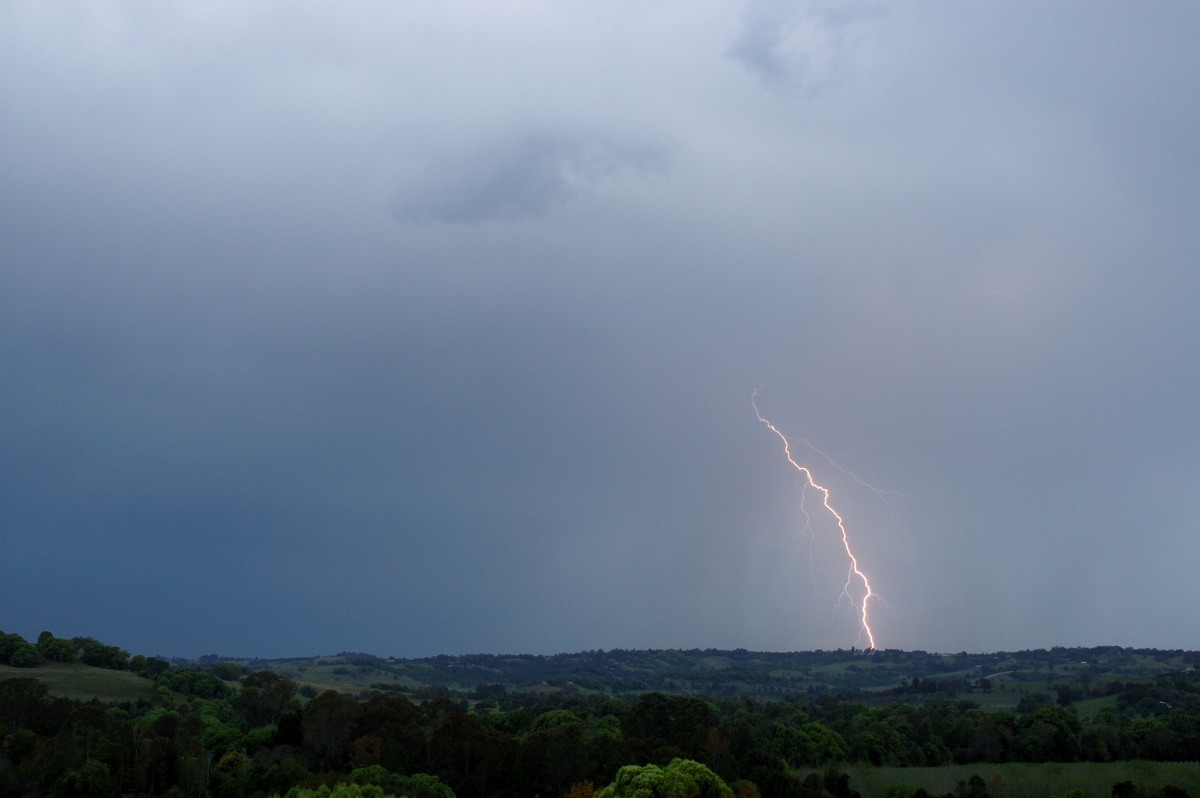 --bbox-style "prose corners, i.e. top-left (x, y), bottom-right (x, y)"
top-left (0, 629), bottom-right (171, 676)
top-left (196, 645), bottom-right (1200, 703)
